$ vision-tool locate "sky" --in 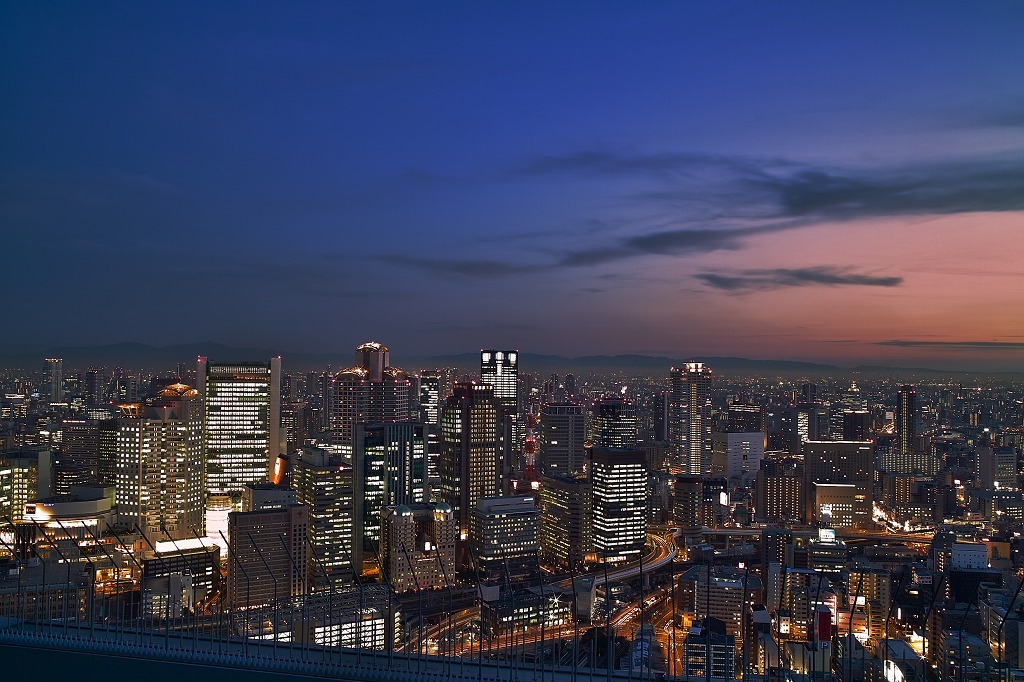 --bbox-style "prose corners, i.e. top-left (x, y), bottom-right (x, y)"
top-left (2, 2), bottom-right (1023, 371)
